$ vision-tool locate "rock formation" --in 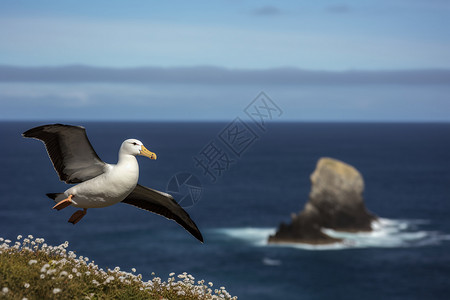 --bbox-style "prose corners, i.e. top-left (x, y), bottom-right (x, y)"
top-left (268, 157), bottom-right (377, 245)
